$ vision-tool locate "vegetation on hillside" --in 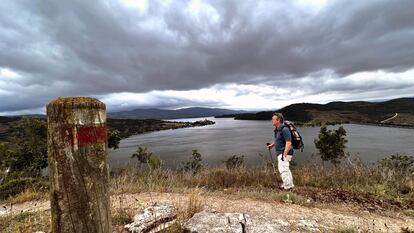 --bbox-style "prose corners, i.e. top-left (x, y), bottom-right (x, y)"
top-left (0, 117), bottom-right (122, 200)
top-left (234, 98), bottom-right (414, 127)
top-left (107, 118), bottom-right (214, 139)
